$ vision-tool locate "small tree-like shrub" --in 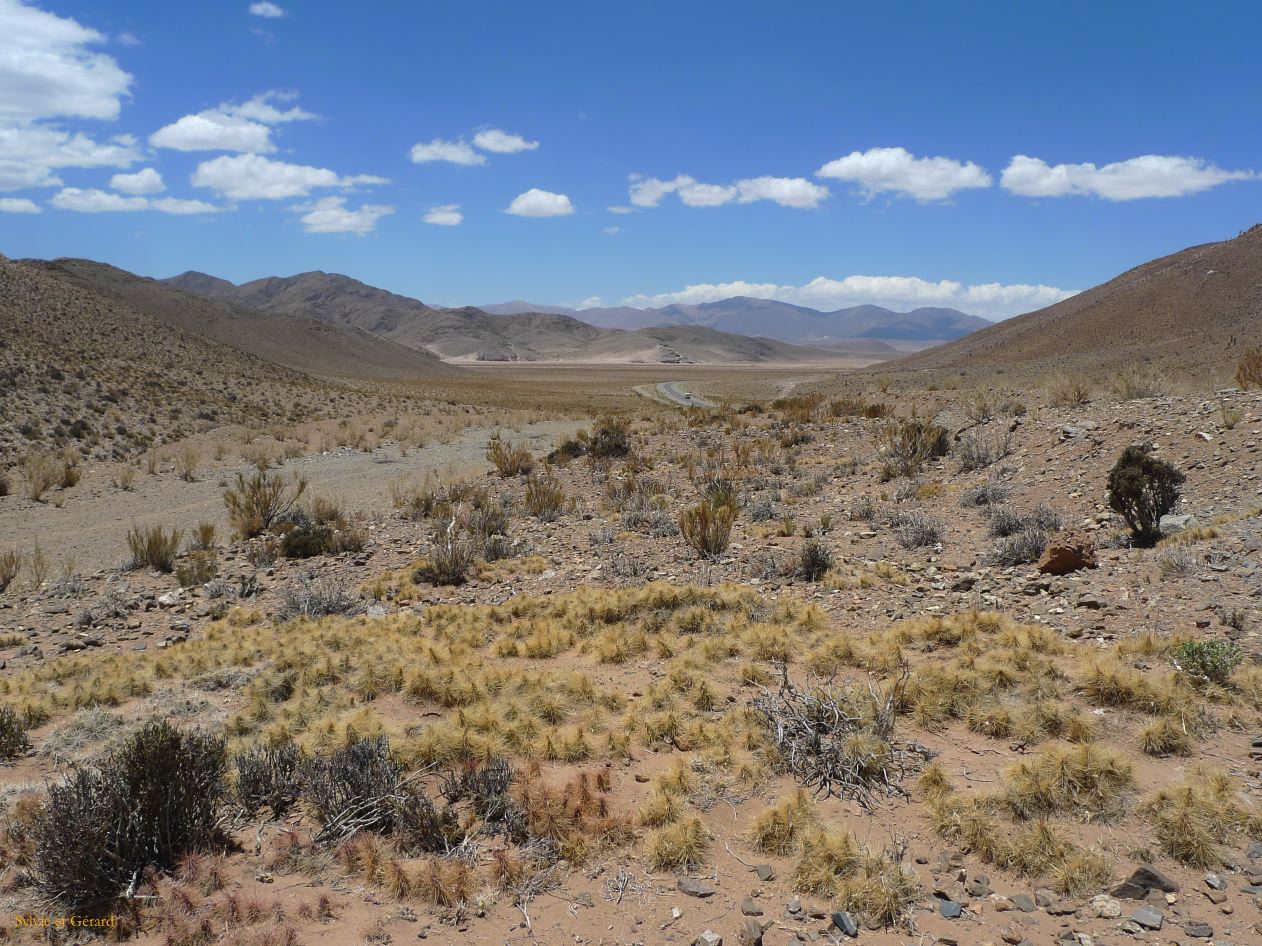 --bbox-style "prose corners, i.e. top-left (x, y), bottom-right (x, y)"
top-left (224, 471), bottom-right (307, 538)
top-left (0, 705), bottom-right (31, 760)
top-left (590, 417), bottom-right (631, 458)
top-left (34, 722), bottom-right (227, 913)
top-left (234, 742), bottom-right (304, 818)
top-left (1172, 639), bottom-right (1243, 687)
top-left (1106, 445), bottom-right (1184, 546)
top-left (0, 550), bottom-right (19, 593)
